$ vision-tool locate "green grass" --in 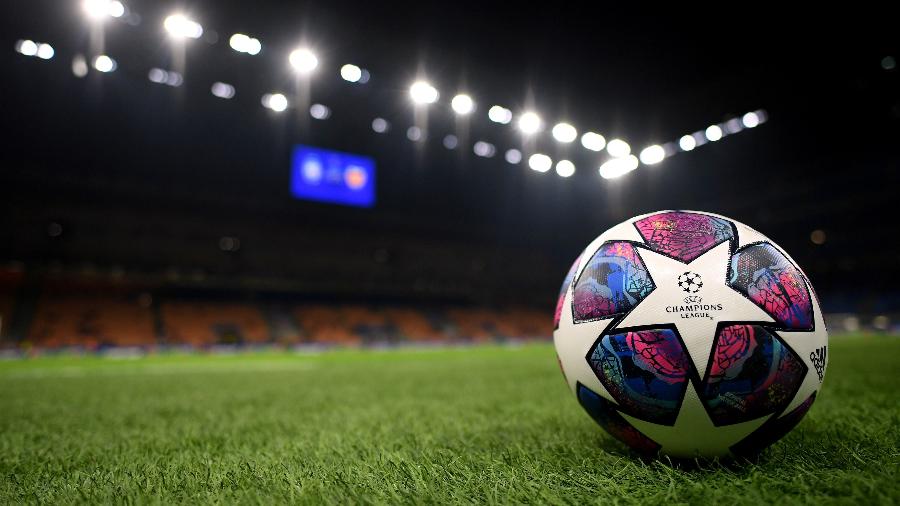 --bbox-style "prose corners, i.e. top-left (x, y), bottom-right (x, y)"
top-left (1, 335), bottom-right (898, 504)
